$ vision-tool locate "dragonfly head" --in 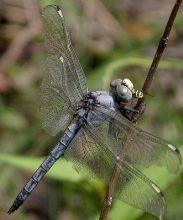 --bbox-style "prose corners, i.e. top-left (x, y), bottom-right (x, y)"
top-left (110, 78), bottom-right (134, 103)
